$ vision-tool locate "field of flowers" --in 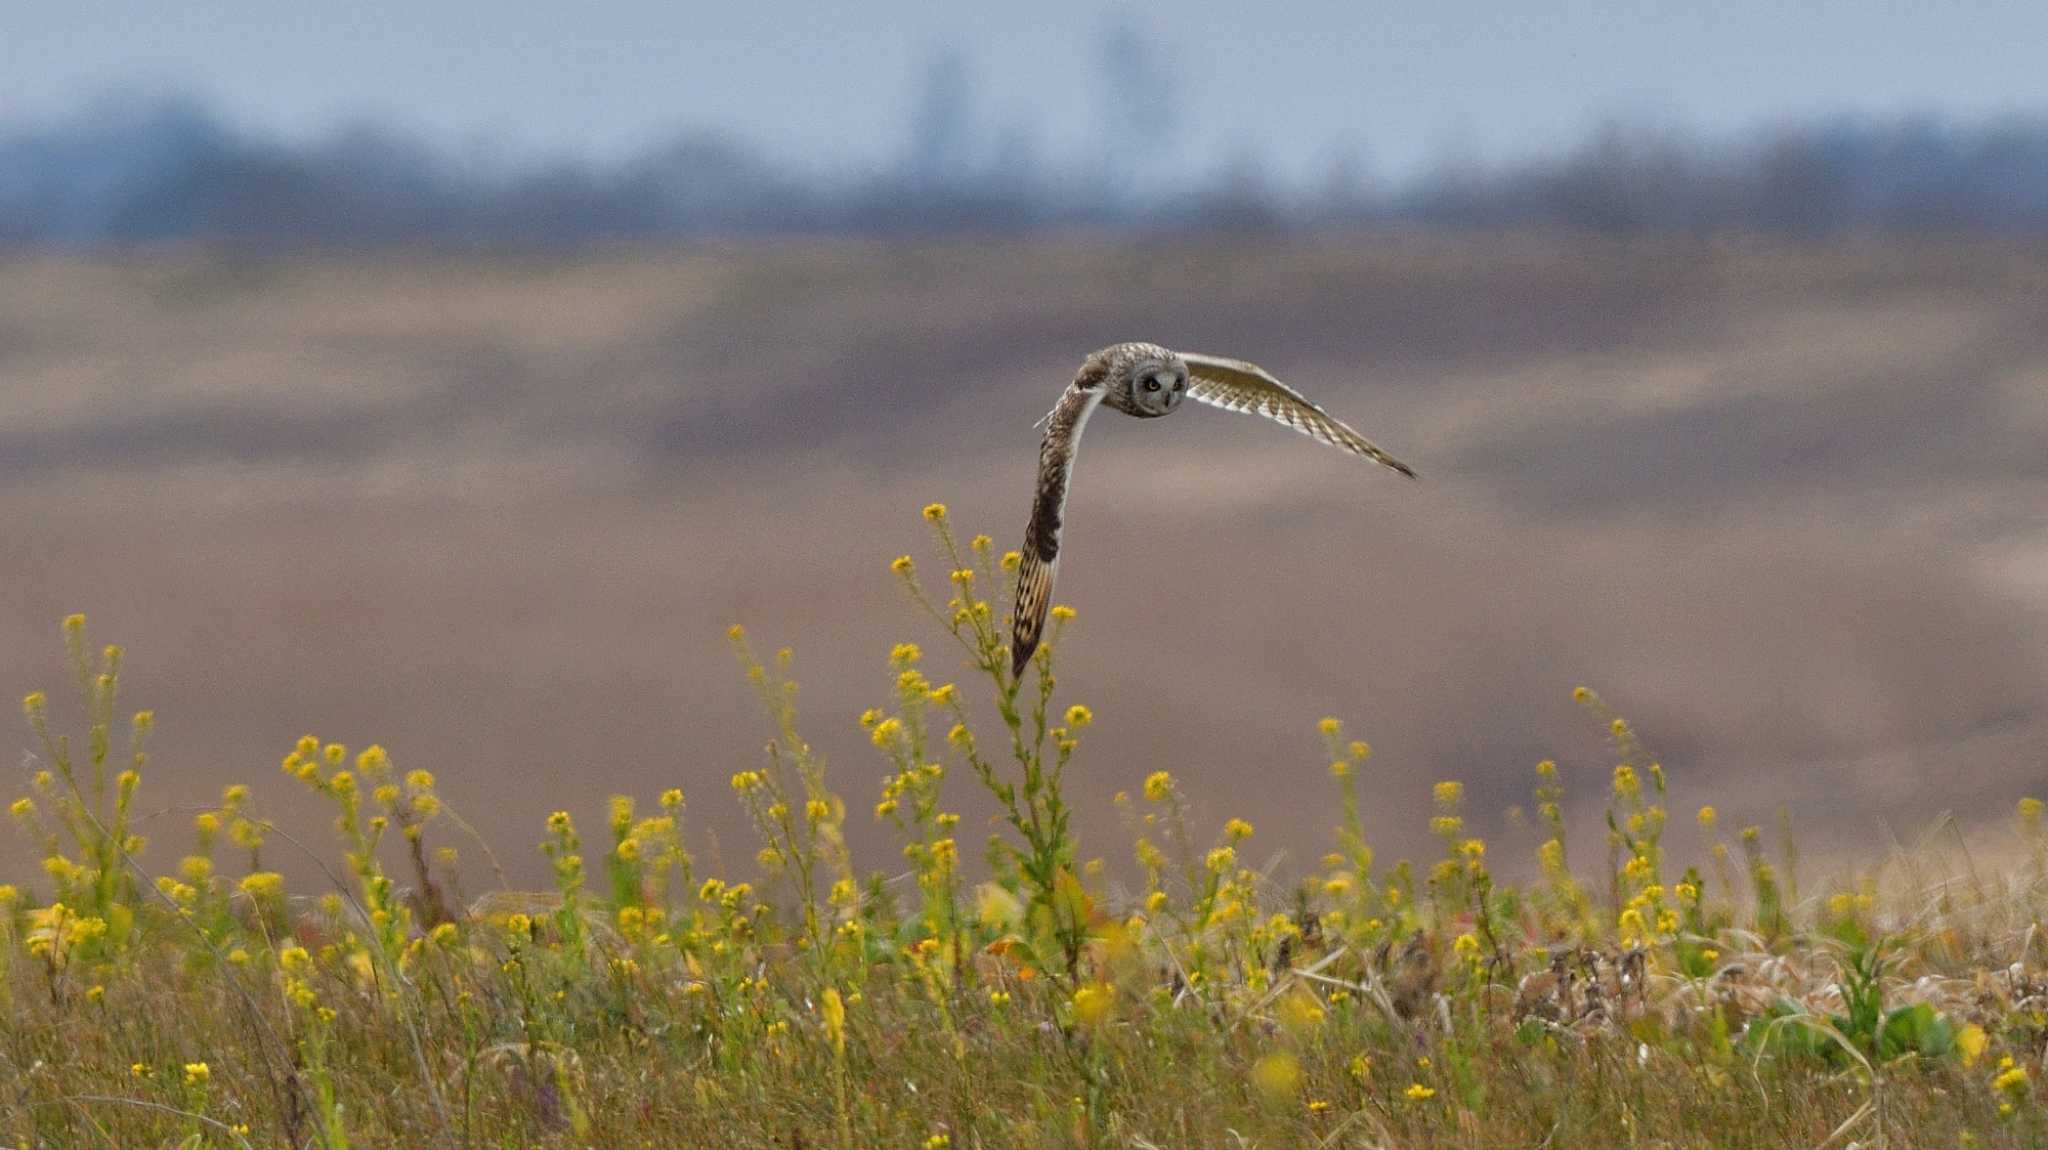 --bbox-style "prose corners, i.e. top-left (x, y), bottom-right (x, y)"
top-left (3, 504), bottom-right (2045, 1148)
